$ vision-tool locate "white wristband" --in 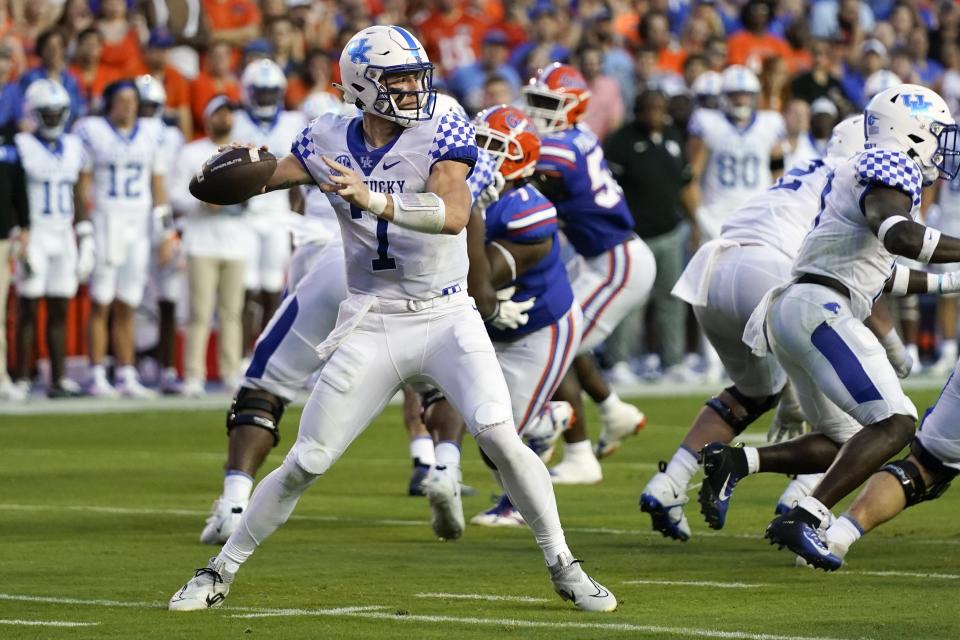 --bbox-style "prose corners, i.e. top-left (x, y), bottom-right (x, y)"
top-left (890, 264), bottom-right (910, 295)
top-left (917, 227), bottom-right (941, 263)
top-left (488, 241), bottom-right (517, 282)
top-left (927, 272), bottom-right (941, 294)
top-left (877, 215), bottom-right (909, 245)
top-left (389, 193), bottom-right (446, 234)
top-left (366, 191), bottom-right (388, 215)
